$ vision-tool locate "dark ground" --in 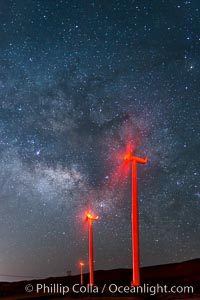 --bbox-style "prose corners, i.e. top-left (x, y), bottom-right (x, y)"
top-left (0, 259), bottom-right (199, 300)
